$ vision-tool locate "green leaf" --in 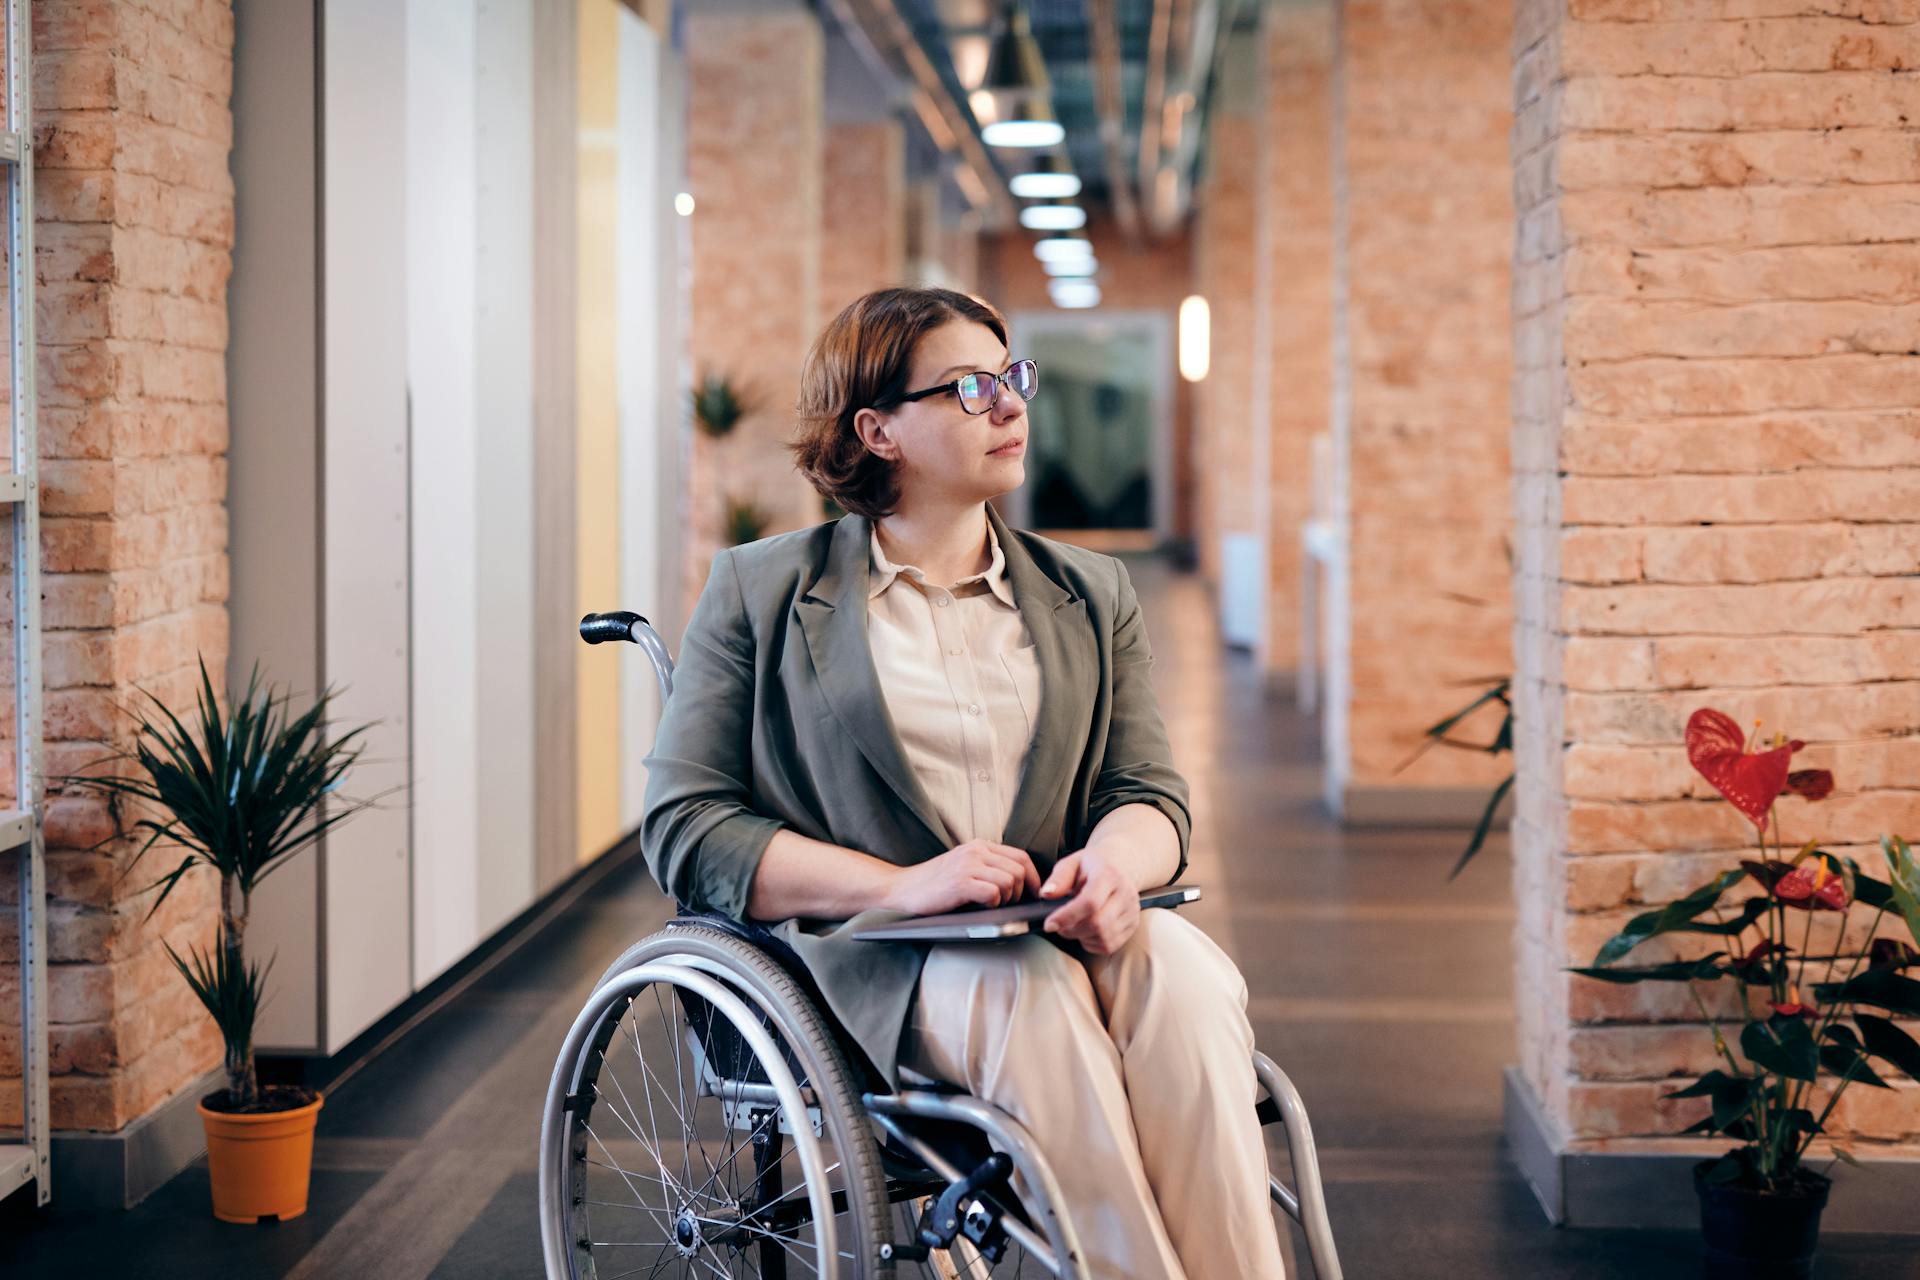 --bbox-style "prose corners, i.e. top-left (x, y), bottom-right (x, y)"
top-left (1666, 1070), bottom-right (1758, 1134)
top-left (1854, 1012), bottom-right (1920, 1083)
top-left (1829, 1144), bottom-right (1863, 1170)
top-left (1447, 772), bottom-right (1514, 881)
top-left (1569, 954), bottom-right (1728, 984)
top-left (1884, 835), bottom-right (1920, 949)
top-left (1741, 1016), bottom-right (1819, 1083)
top-left (1813, 968), bottom-right (1920, 1017)
top-left (1594, 871), bottom-right (1746, 966)
top-left (1818, 1038), bottom-right (1891, 1089)
top-left (1680, 896), bottom-right (1771, 937)
top-left (1701, 1153), bottom-right (1745, 1184)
